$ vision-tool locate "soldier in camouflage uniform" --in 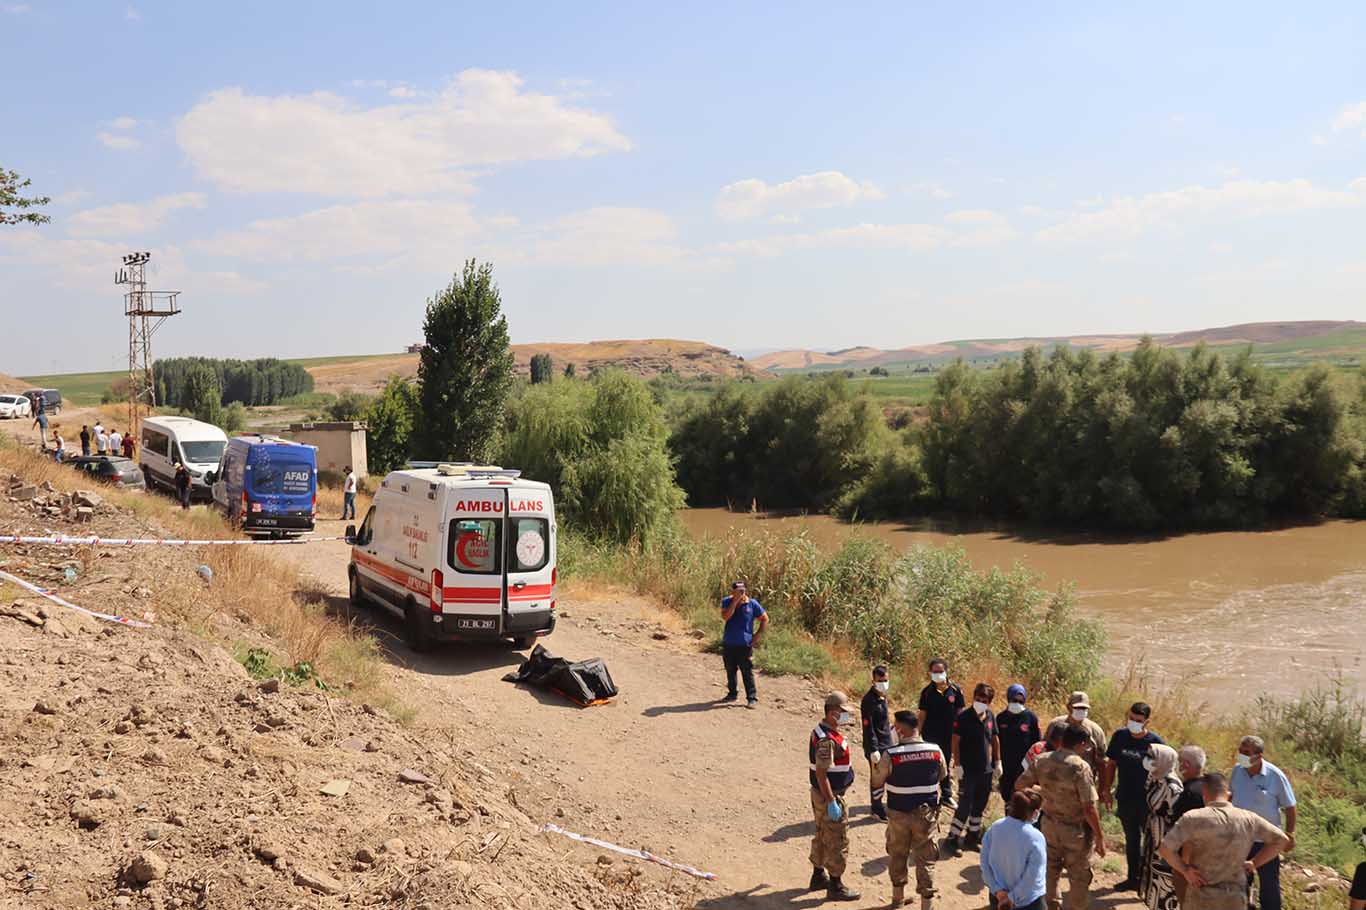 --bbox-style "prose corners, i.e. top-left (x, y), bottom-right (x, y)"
top-left (1158, 772), bottom-right (1289, 910)
top-left (808, 692), bottom-right (861, 902)
top-left (1047, 691), bottom-right (1109, 781)
top-left (873, 710), bottom-right (948, 909)
top-left (1016, 726), bottom-right (1108, 910)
